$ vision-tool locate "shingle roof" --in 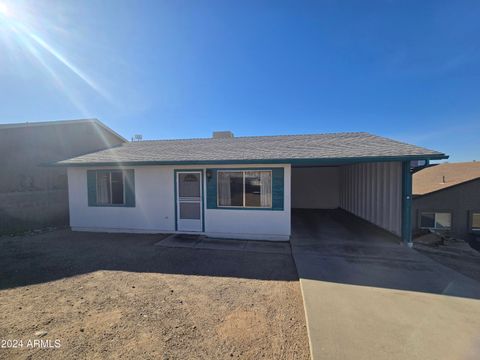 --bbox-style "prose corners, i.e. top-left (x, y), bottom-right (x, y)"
top-left (413, 162), bottom-right (480, 196)
top-left (57, 132), bottom-right (446, 165)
